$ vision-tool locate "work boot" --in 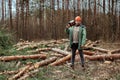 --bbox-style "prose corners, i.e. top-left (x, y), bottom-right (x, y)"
top-left (70, 64), bottom-right (74, 70)
top-left (81, 64), bottom-right (84, 67)
top-left (81, 64), bottom-right (85, 70)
